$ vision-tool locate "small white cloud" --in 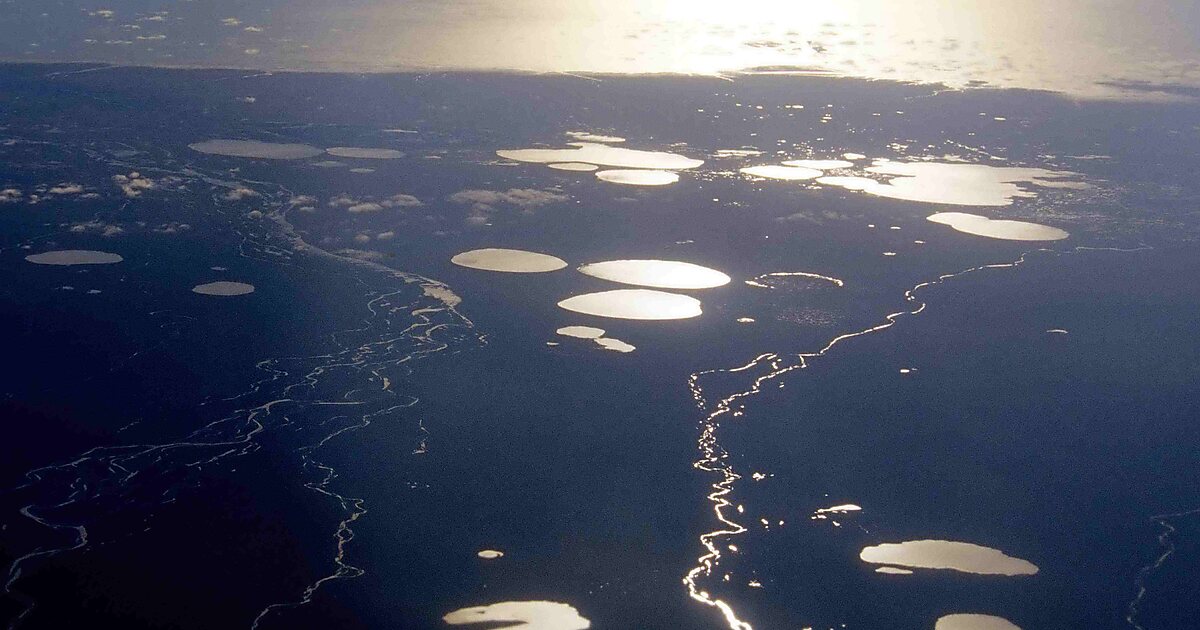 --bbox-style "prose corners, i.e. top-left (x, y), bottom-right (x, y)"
top-left (381, 193), bottom-right (422, 208)
top-left (48, 183), bottom-right (85, 195)
top-left (775, 209), bottom-right (850, 224)
top-left (328, 193), bottom-right (356, 208)
top-left (152, 222), bottom-right (191, 234)
top-left (448, 188), bottom-right (569, 209)
top-left (243, 26), bottom-right (263, 33)
top-left (223, 187), bottom-right (260, 201)
top-left (113, 172), bottom-right (157, 197)
top-left (70, 219), bottom-right (124, 236)
top-left (221, 17), bottom-right (241, 26)
top-left (244, 48), bottom-right (260, 55)
top-left (335, 248), bottom-right (387, 262)
top-left (1, 188), bottom-right (24, 203)
top-left (376, 231), bottom-right (395, 240)
top-left (136, 34), bottom-right (166, 41)
top-left (347, 202), bottom-right (384, 214)
top-left (330, 192), bottom-right (422, 213)
top-left (91, 9), bottom-right (115, 18)
top-left (247, 210), bottom-right (264, 219)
